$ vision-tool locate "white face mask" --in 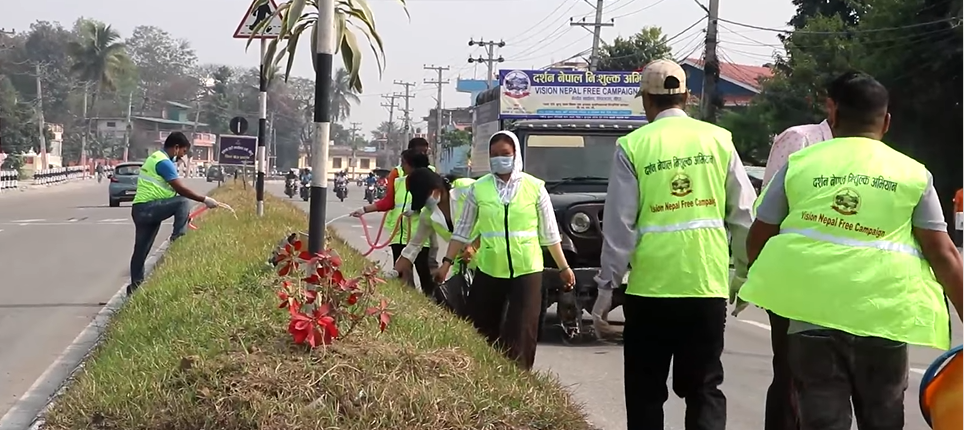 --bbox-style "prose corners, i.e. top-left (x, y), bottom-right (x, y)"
top-left (490, 156), bottom-right (515, 174)
top-left (425, 196), bottom-right (439, 208)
